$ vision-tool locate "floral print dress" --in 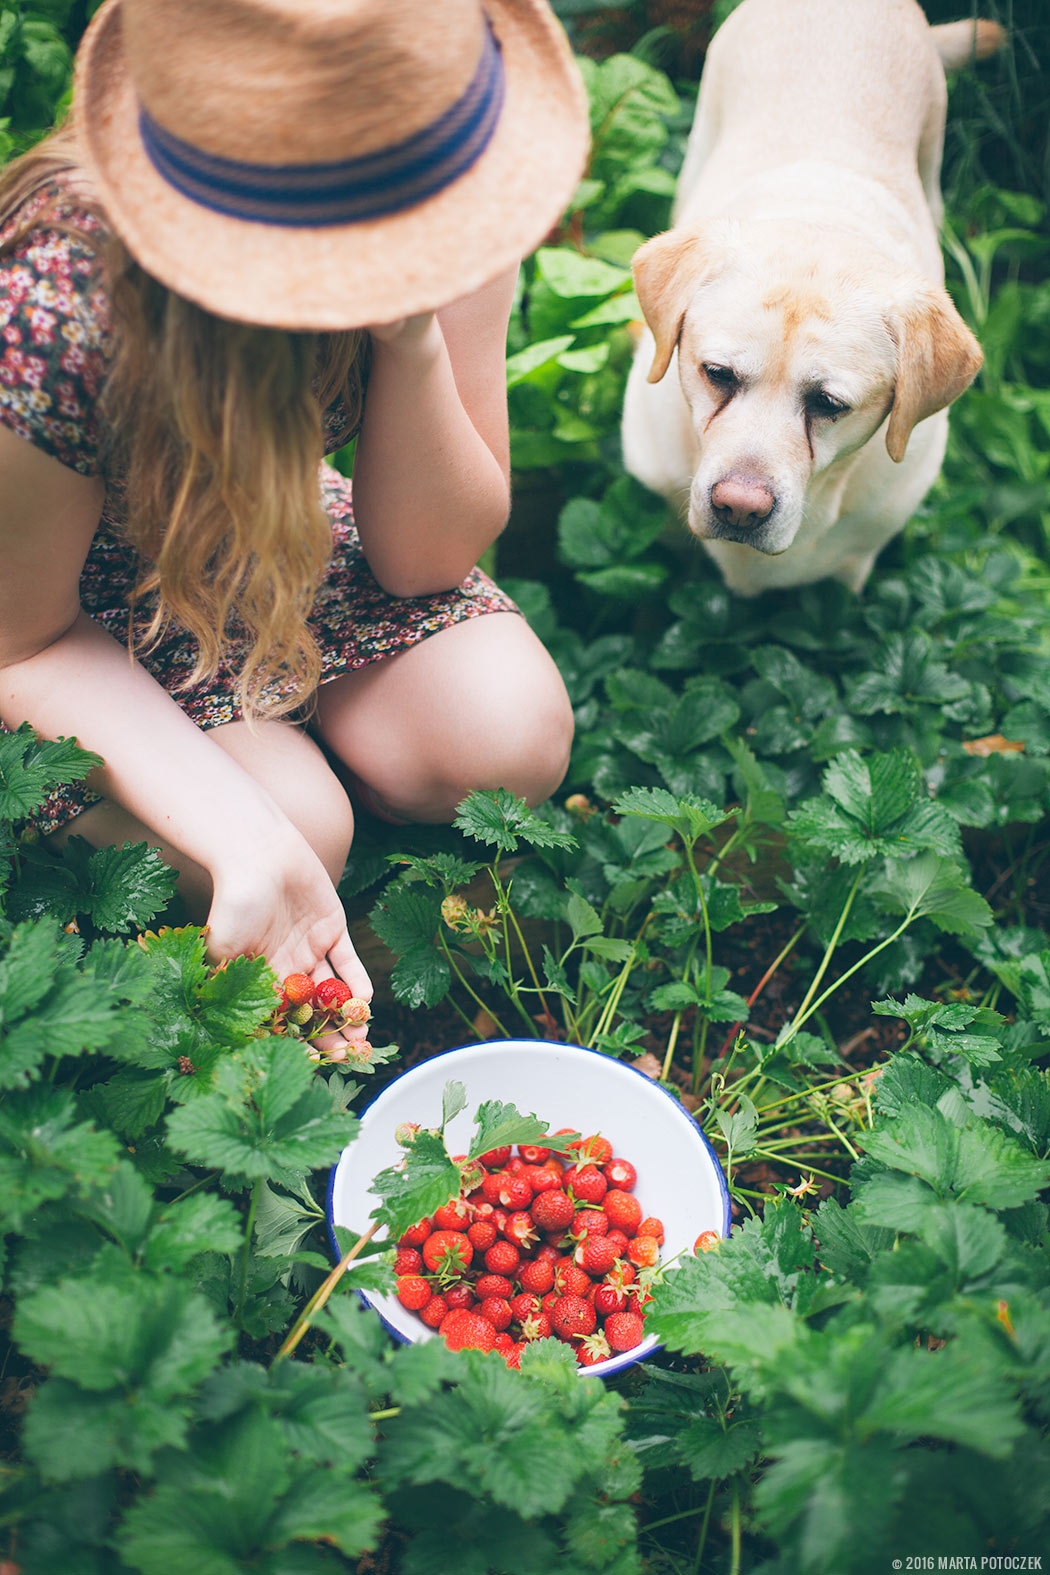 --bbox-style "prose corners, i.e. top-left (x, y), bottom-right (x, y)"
top-left (0, 188), bottom-right (516, 833)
